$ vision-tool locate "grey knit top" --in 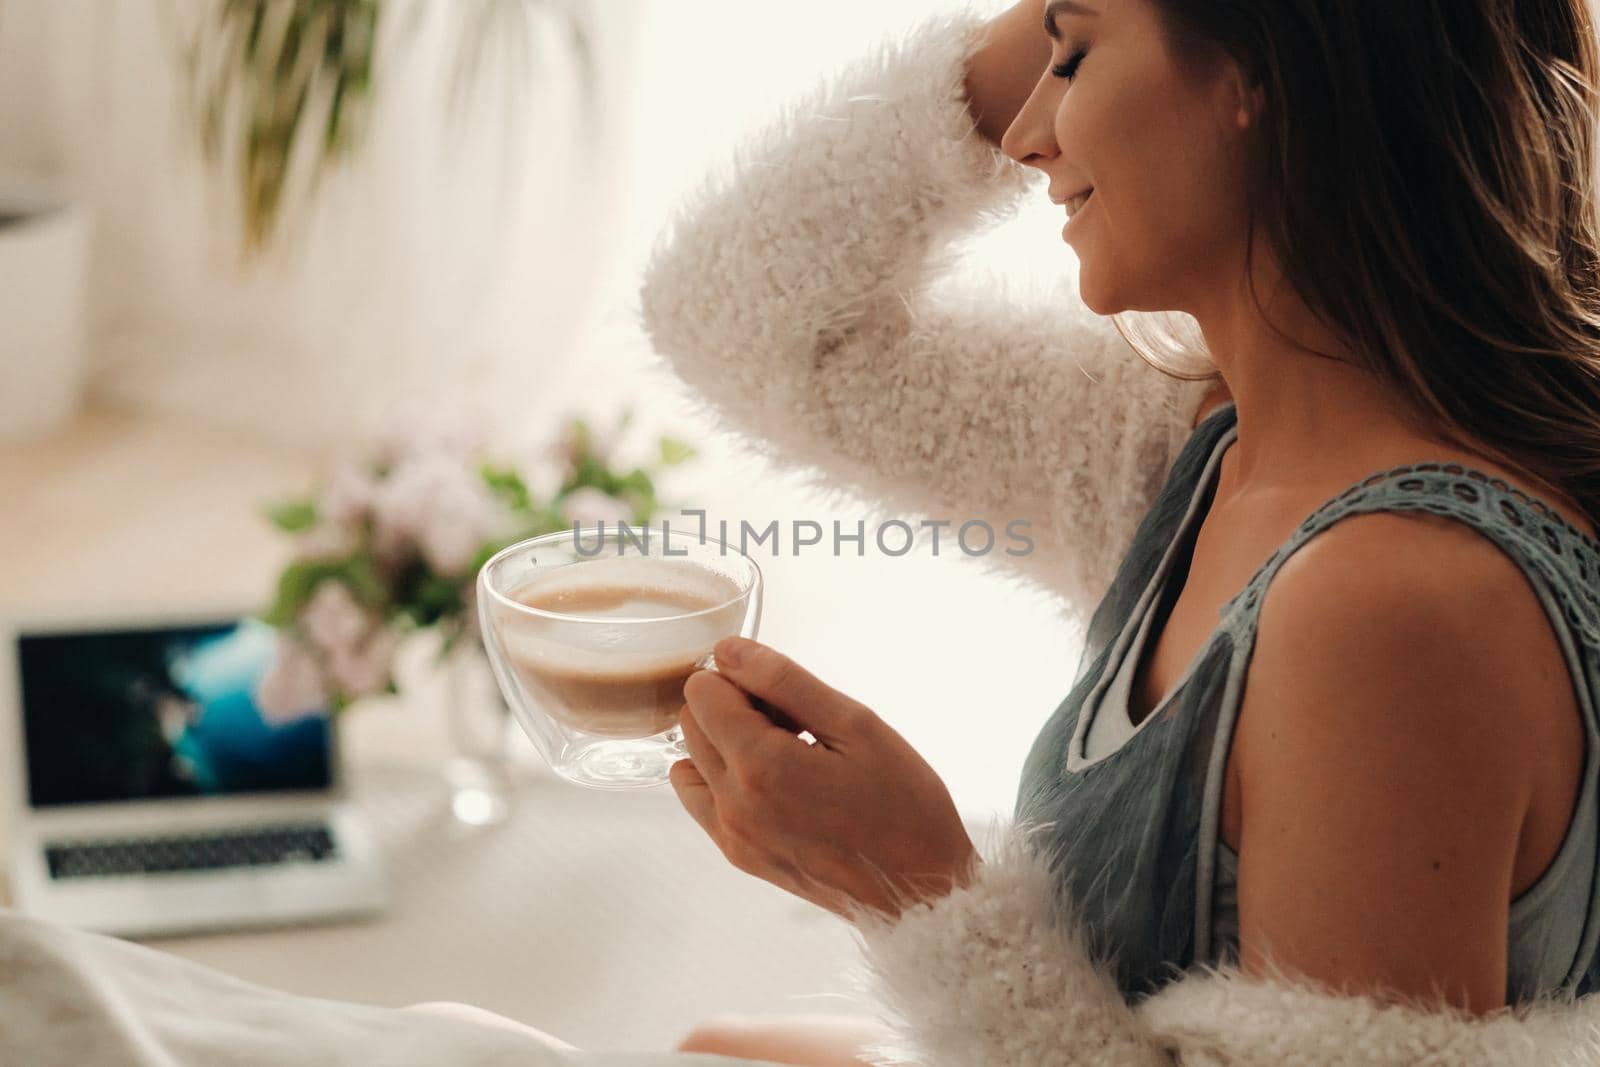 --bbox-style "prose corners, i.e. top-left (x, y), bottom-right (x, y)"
top-left (1015, 400), bottom-right (1600, 1005)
